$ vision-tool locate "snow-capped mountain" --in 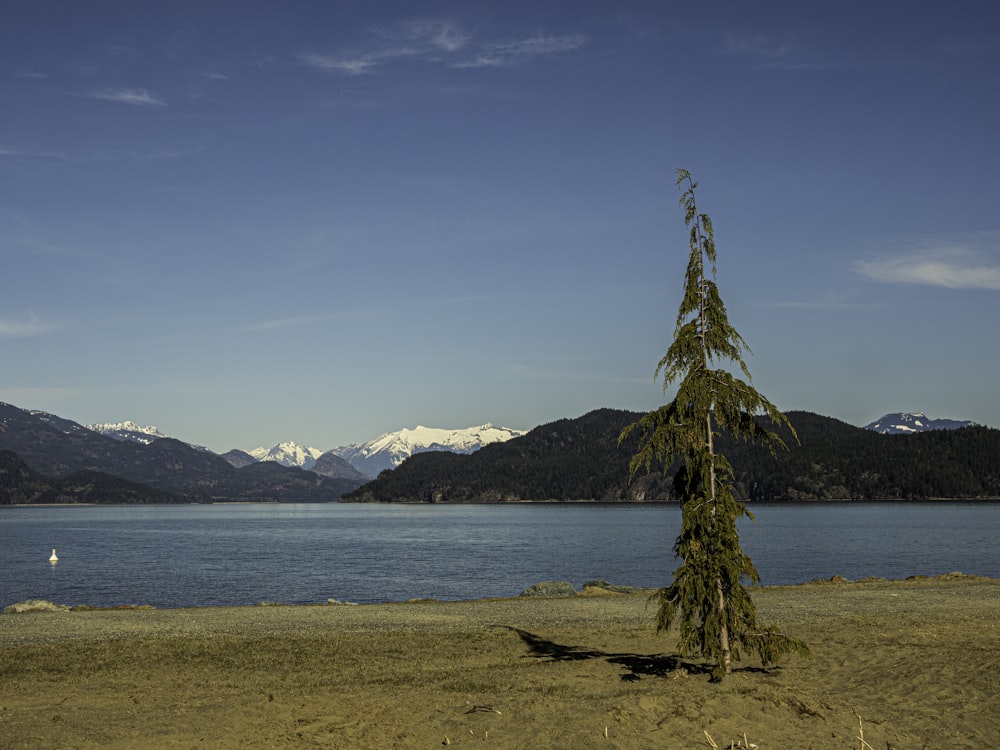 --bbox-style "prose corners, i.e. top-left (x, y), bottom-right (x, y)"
top-left (86, 420), bottom-right (172, 445)
top-left (248, 441), bottom-right (325, 470)
top-left (332, 423), bottom-right (525, 477)
top-left (85, 420), bottom-right (212, 451)
top-left (81, 415), bottom-right (523, 477)
top-left (864, 412), bottom-right (976, 435)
